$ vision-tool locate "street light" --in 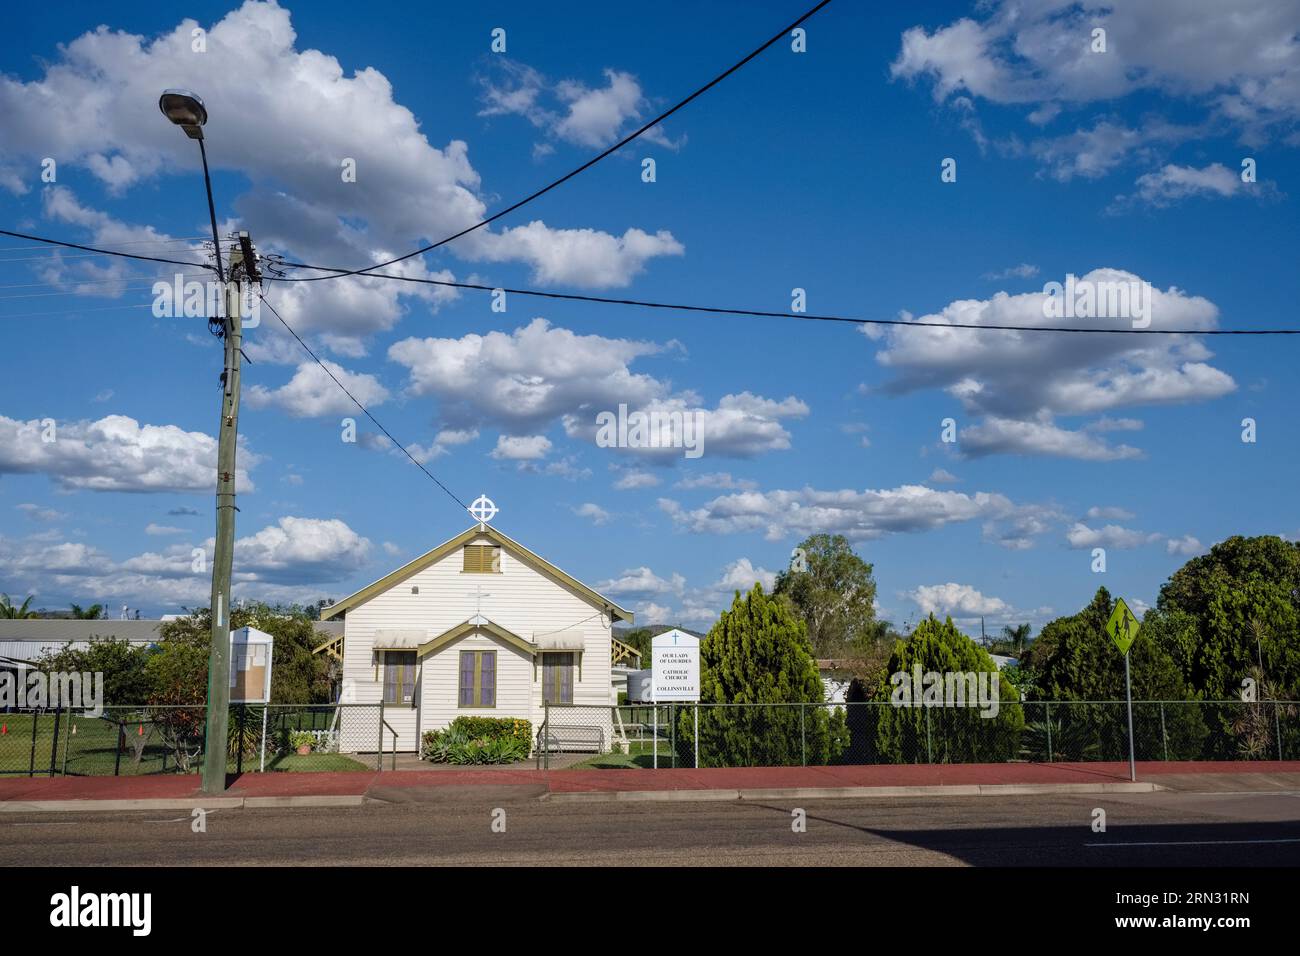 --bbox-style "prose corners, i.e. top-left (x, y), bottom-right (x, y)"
top-left (160, 89), bottom-right (223, 282)
top-left (161, 88), bottom-right (244, 795)
top-left (158, 89), bottom-right (208, 139)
